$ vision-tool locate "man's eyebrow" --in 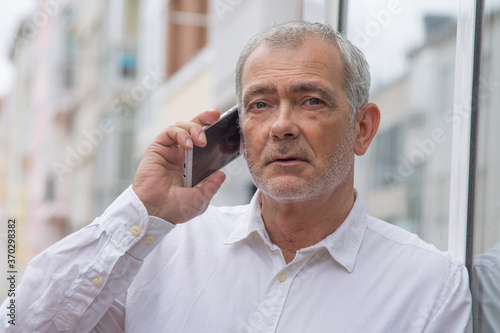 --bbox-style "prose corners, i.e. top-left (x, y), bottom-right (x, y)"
top-left (290, 82), bottom-right (337, 106)
top-left (242, 84), bottom-right (277, 106)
